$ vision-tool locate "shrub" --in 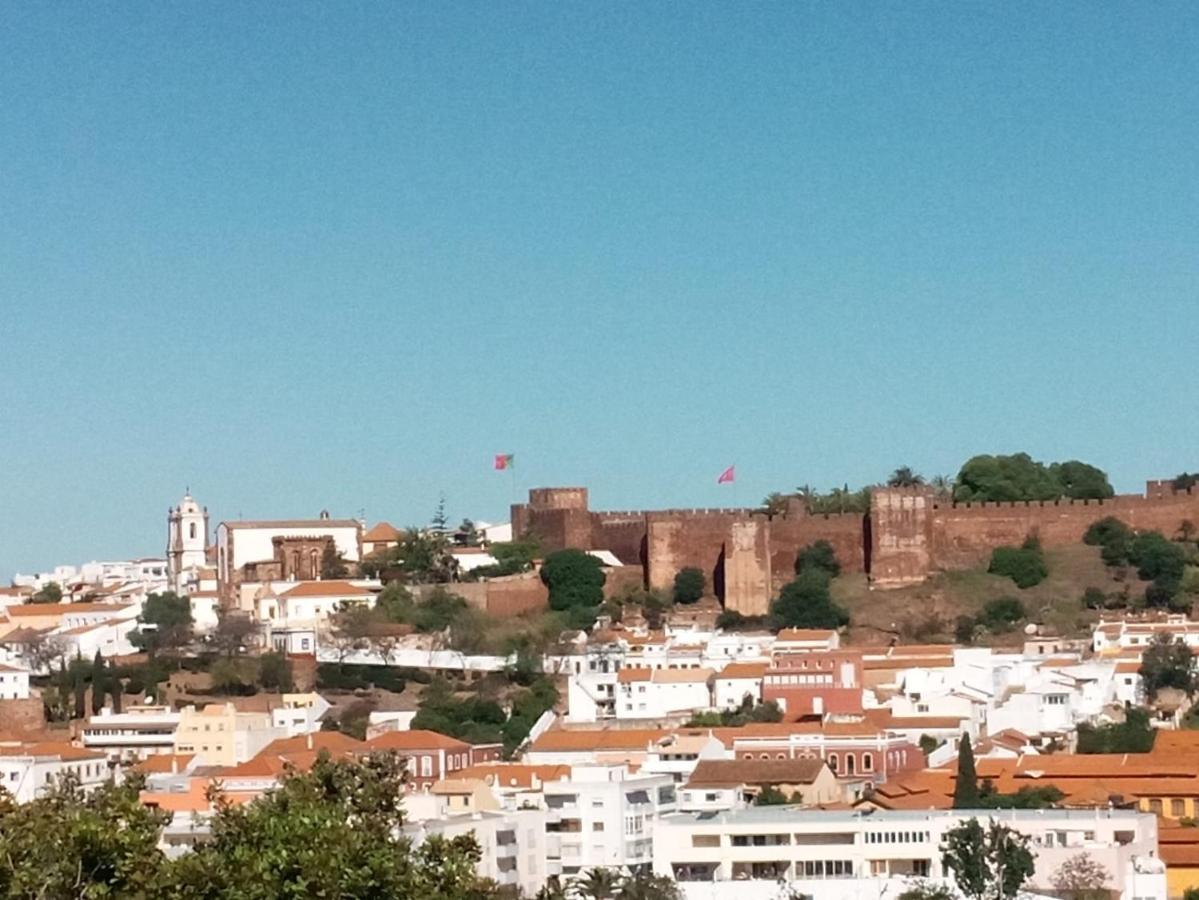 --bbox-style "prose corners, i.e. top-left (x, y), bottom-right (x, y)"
top-left (770, 570), bottom-right (850, 630)
top-left (1081, 587), bottom-right (1107, 610)
top-left (795, 540), bottom-right (841, 577)
top-left (540, 549), bottom-right (606, 612)
top-left (672, 567), bottom-right (705, 605)
top-left (1084, 517), bottom-right (1132, 547)
top-left (979, 596), bottom-right (1026, 631)
top-left (988, 538), bottom-right (1048, 588)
